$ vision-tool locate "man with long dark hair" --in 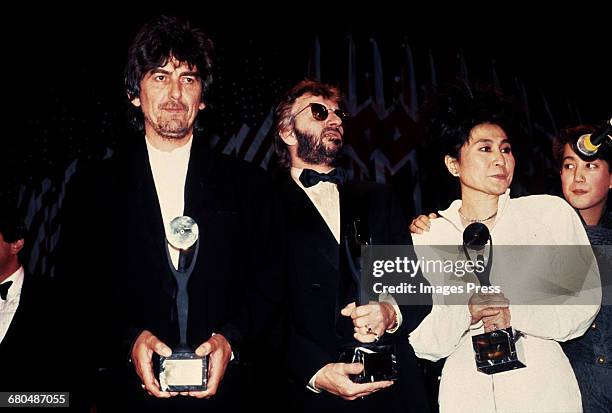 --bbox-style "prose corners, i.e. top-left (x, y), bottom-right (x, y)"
top-left (59, 15), bottom-right (281, 411)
